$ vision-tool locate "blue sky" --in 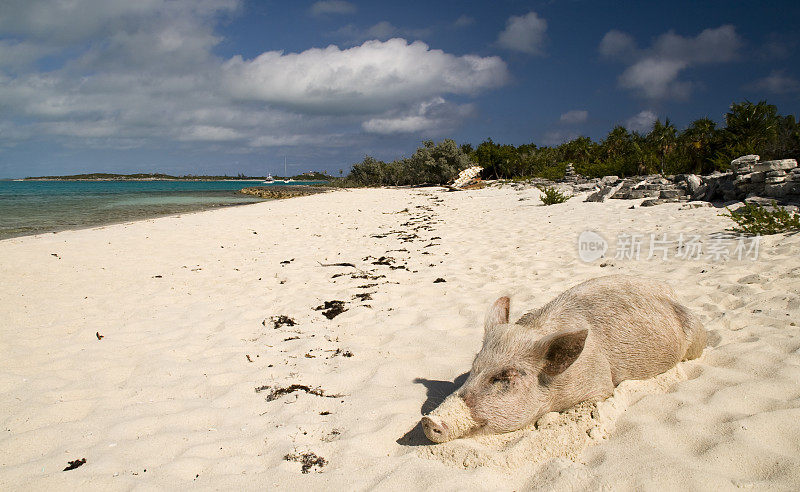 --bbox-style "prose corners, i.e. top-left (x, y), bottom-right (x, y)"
top-left (1, 0), bottom-right (799, 178)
